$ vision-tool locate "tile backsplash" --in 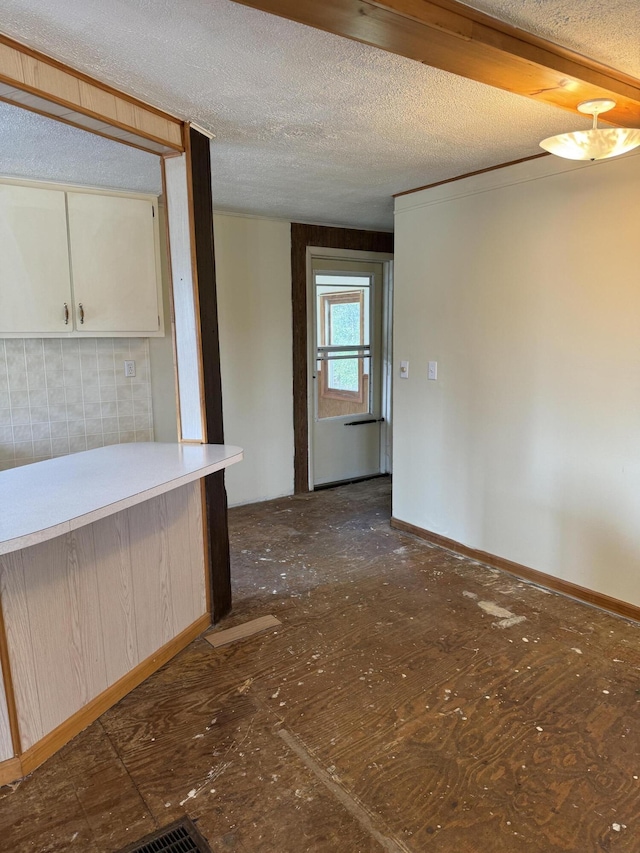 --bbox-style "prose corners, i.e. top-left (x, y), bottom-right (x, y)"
top-left (0, 337), bottom-right (154, 471)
